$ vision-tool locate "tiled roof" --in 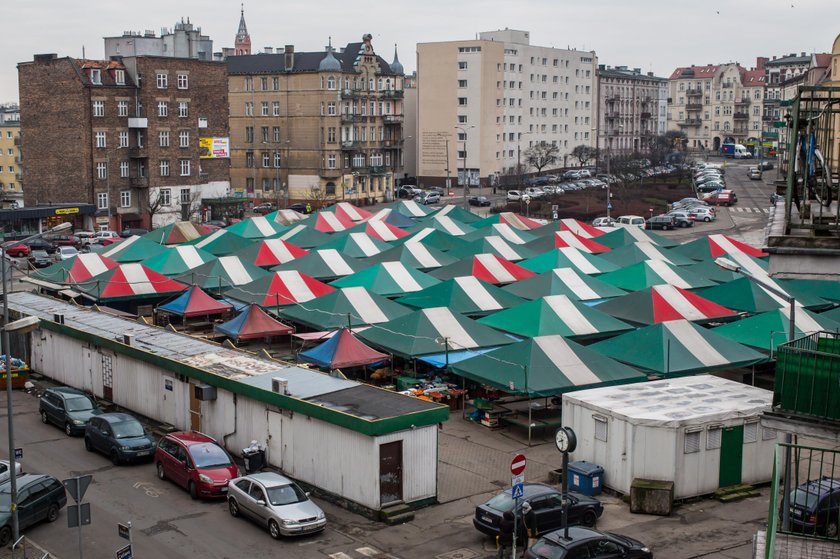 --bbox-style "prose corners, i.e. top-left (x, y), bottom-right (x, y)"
top-left (766, 54), bottom-right (810, 66)
top-left (669, 65), bottom-right (719, 80)
top-left (741, 69), bottom-right (766, 85)
top-left (71, 58), bottom-right (135, 87)
top-left (227, 42), bottom-right (399, 76)
top-left (814, 53), bottom-right (832, 68)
